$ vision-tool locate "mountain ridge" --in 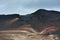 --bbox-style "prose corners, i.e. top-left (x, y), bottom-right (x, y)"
top-left (0, 9), bottom-right (60, 32)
